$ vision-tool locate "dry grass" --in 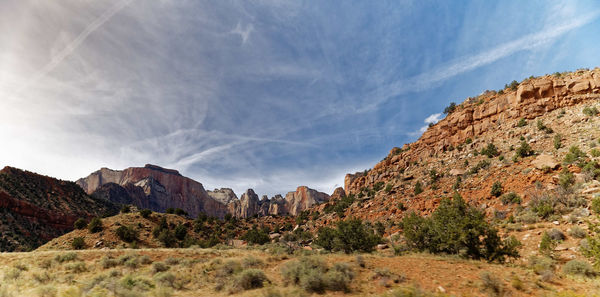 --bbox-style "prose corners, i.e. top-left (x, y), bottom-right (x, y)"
top-left (0, 247), bottom-right (597, 297)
